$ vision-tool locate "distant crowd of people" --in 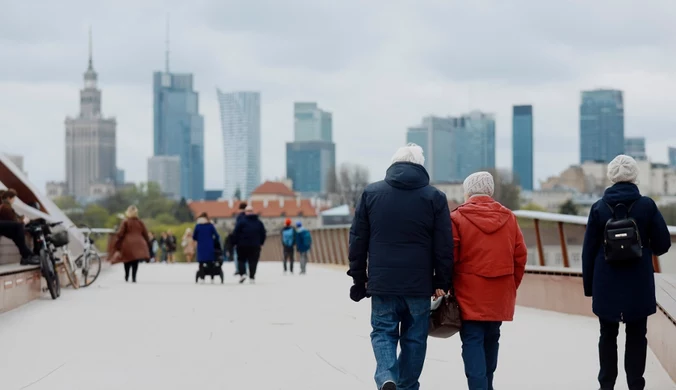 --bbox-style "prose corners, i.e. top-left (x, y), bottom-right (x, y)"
top-left (347, 145), bottom-right (671, 390)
